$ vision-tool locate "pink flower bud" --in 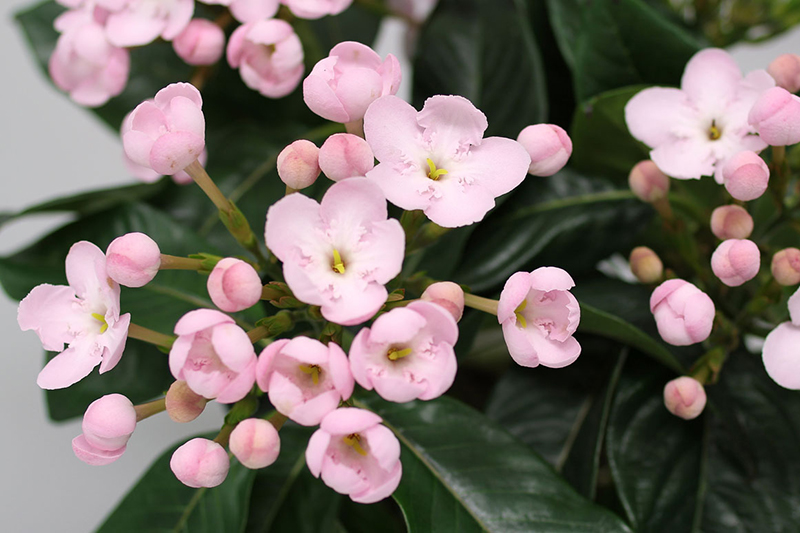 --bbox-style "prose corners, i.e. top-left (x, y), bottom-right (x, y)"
top-left (763, 321), bottom-right (800, 389)
top-left (303, 42), bottom-right (401, 124)
top-left (650, 279), bottom-right (715, 346)
top-left (710, 205), bottom-right (753, 240)
top-left (229, 418), bottom-right (280, 469)
top-left (82, 393), bottom-right (137, 451)
top-left (277, 140), bottom-right (321, 190)
top-left (771, 248), bottom-right (800, 286)
top-left (105, 232), bottom-right (161, 288)
top-left (629, 246), bottom-right (663, 284)
top-left (748, 86), bottom-right (800, 146)
top-left (628, 160), bottom-right (670, 202)
top-left (170, 438), bottom-right (230, 488)
top-left (663, 376), bottom-right (706, 420)
top-left (172, 19), bottom-right (226, 66)
top-left (165, 380), bottom-right (207, 423)
top-left (283, 0), bottom-right (353, 19)
top-left (318, 133), bottom-right (375, 181)
top-left (516, 124), bottom-right (572, 176)
top-left (767, 54), bottom-right (800, 93)
top-left (711, 239), bottom-right (760, 287)
top-left (420, 281), bottom-right (464, 322)
top-left (207, 258), bottom-right (262, 312)
top-left (722, 151), bottom-right (769, 201)
top-left (72, 434), bottom-right (126, 466)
